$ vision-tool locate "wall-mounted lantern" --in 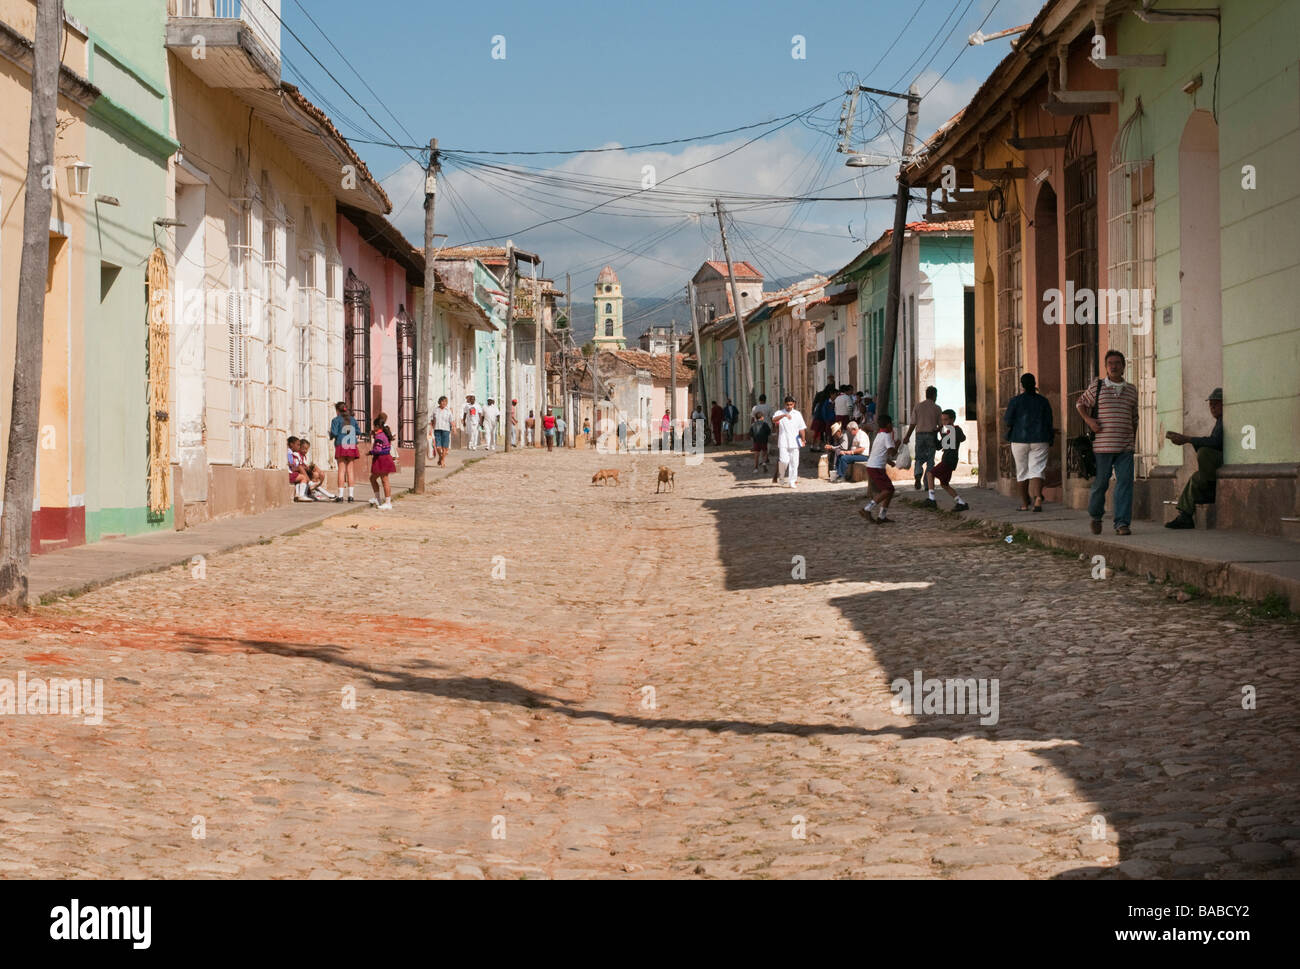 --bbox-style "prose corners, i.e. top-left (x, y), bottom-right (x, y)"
top-left (68, 161), bottom-right (92, 196)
